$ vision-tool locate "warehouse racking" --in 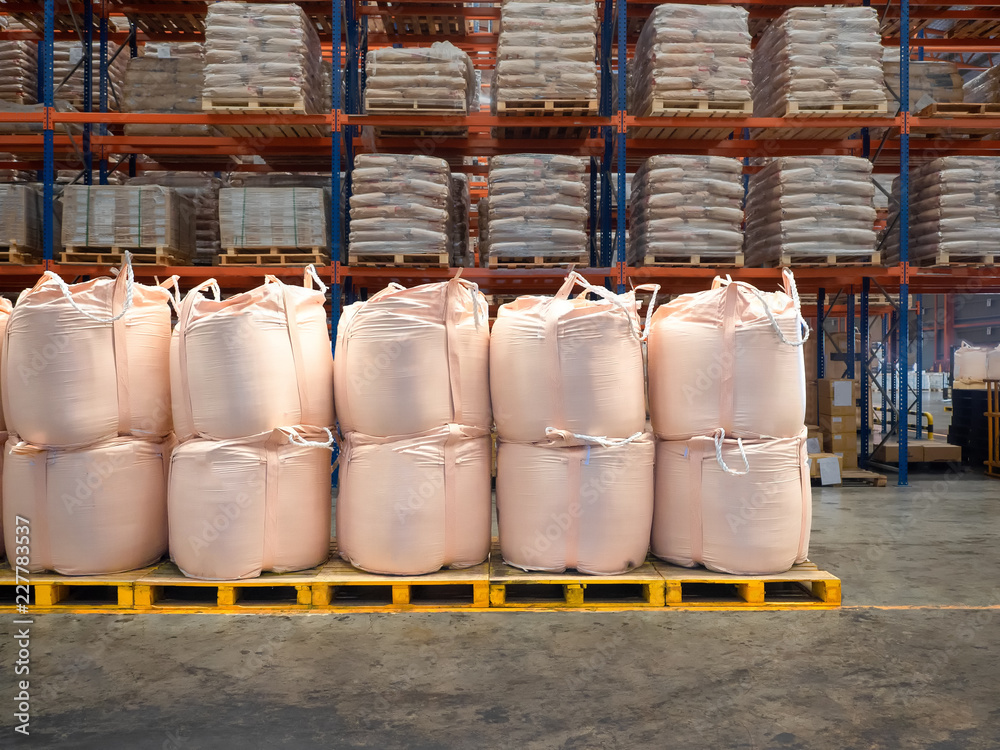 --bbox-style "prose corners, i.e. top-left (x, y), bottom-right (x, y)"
top-left (1, 0), bottom-right (1000, 480)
